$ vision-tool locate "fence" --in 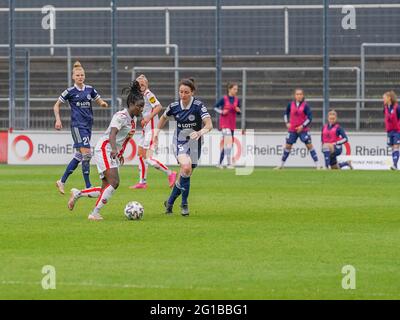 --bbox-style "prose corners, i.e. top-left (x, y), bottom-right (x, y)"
top-left (1, 1), bottom-right (399, 131)
top-left (131, 66), bottom-right (362, 130)
top-left (1, 2), bottom-right (400, 56)
top-left (361, 43), bottom-right (400, 109)
top-left (0, 43), bottom-right (179, 130)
